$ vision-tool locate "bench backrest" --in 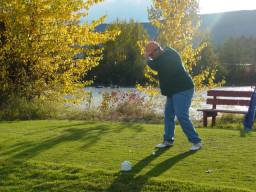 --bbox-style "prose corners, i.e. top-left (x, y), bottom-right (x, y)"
top-left (207, 90), bottom-right (253, 109)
